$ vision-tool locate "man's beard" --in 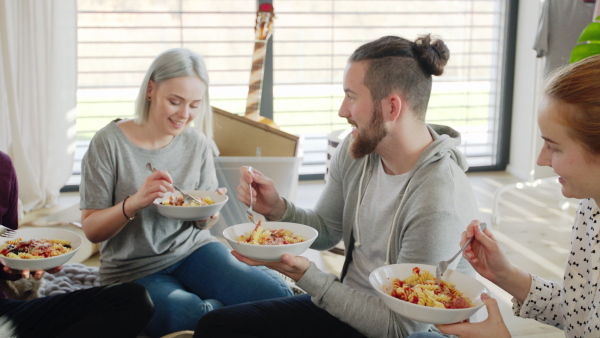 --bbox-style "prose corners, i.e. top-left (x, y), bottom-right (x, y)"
top-left (349, 104), bottom-right (387, 159)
